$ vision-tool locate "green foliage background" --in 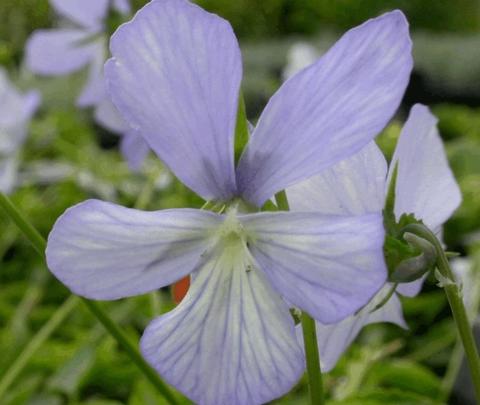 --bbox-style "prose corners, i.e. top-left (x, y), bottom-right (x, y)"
top-left (1, 1), bottom-right (480, 404)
